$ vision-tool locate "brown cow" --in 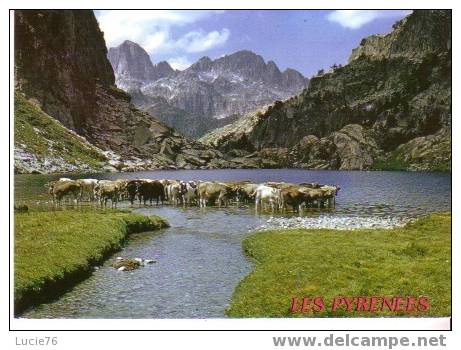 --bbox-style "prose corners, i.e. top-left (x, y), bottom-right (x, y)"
top-left (319, 185), bottom-right (340, 208)
top-left (113, 179), bottom-right (129, 201)
top-left (301, 188), bottom-right (326, 208)
top-left (299, 182), bottom-right (321, 189)
top-left (221, 180), bottom-right (251, 203)
top-left (279, 185), bottom-right (310, 212)
top-left (126, 179), bottom-right (143, 205)
top-left (197, 182), bottom-right (237, 207)
top-left (238, 183), bottom-right (259, 203)
top-left (138, 180), bottom-right (165, 205)
top-left (51, 180), bottom-right (81, 205)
